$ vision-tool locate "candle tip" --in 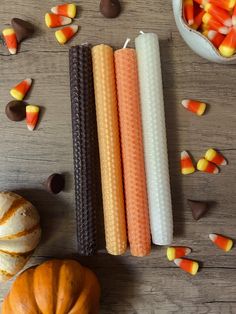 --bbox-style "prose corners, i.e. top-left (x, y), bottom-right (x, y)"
top-left (123, 38), bottom-right (131, 48)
